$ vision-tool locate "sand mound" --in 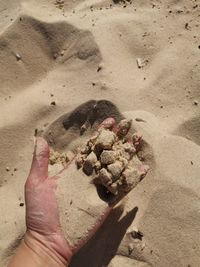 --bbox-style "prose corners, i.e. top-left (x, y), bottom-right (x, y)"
top-left (174, 116), bottom-right (200, 145)
top-left (0, 0), bottom-right (200, 266)
top-left (0, 14), bottom-right (101, 92)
